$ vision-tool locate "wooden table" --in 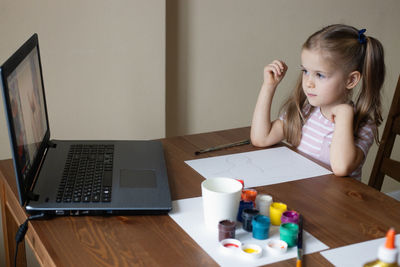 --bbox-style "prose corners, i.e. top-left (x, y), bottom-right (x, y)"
top-left (1, 127), bottom-right (400, 266)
